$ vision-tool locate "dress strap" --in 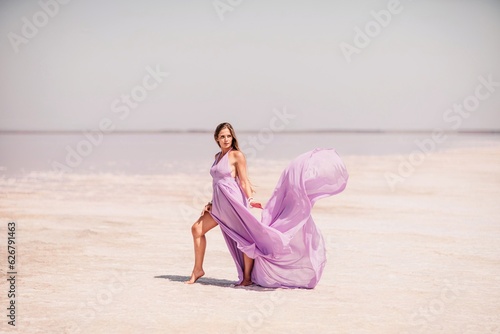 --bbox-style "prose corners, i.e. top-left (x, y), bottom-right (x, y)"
top-left (214, 151), bottom-right (223, 165)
